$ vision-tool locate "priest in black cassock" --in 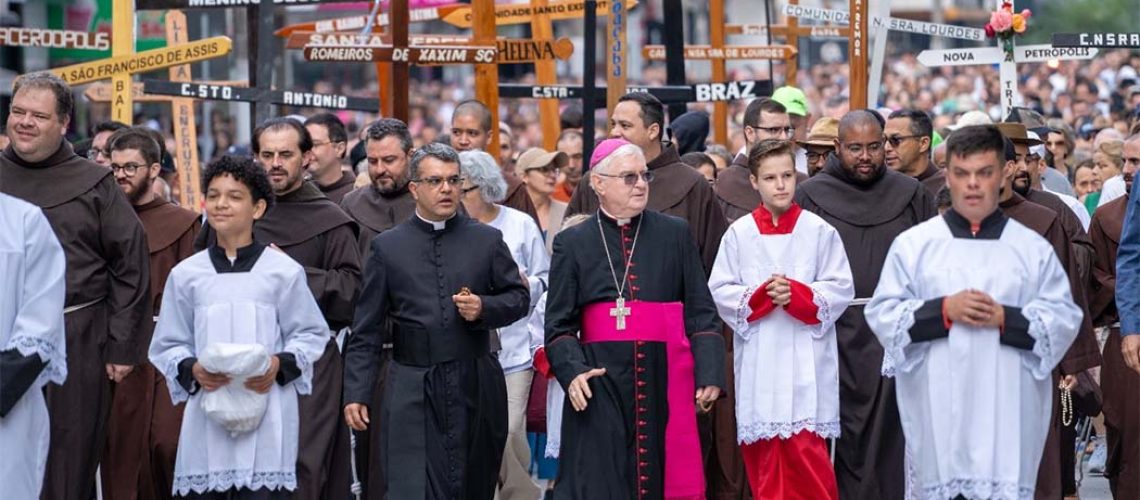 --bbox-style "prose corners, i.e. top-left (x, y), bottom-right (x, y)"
top-left (343, 142), bottom-right (530, 500)
top-left (546, 138), bottom-right (726, 499)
